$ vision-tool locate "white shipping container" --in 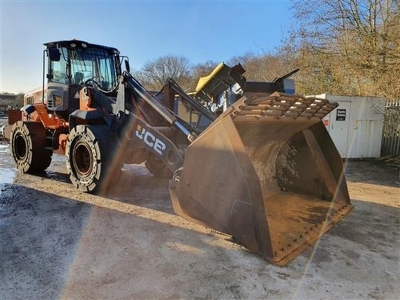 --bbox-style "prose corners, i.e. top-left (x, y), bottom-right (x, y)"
top-left (314, 94), bottom-right (386, 158)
